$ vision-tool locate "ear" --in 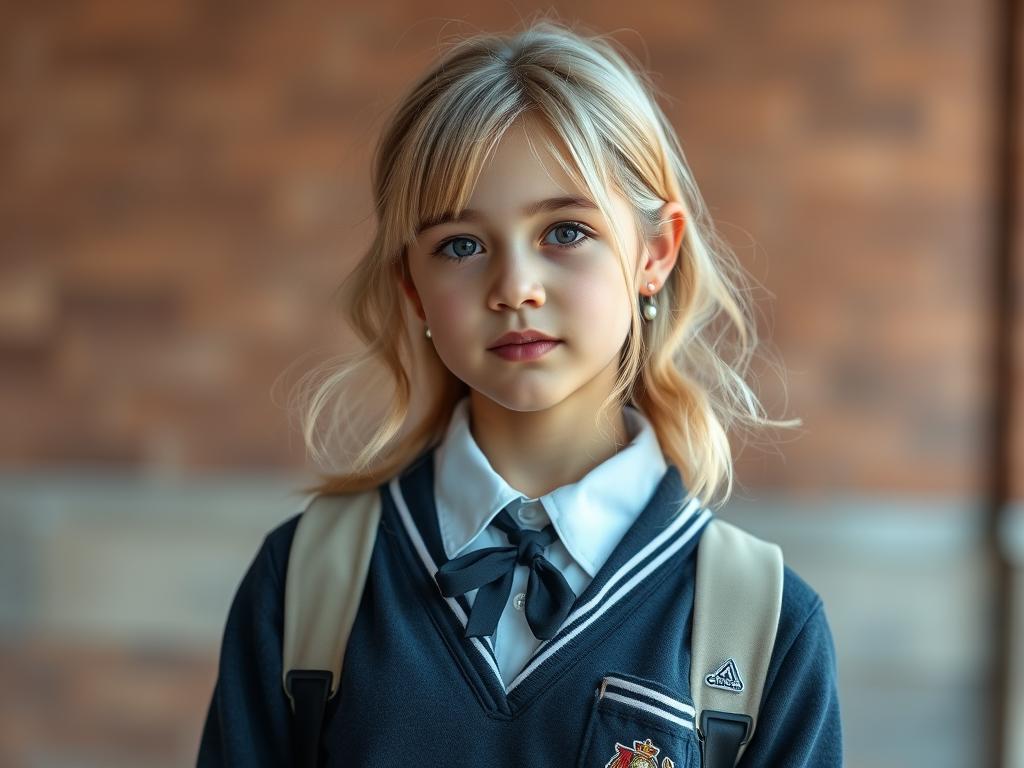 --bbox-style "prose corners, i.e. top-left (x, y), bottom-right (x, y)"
top-left (639, 201), bottom-right (686, 293)
top-left (399, 274), bottom-right (426, 322)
